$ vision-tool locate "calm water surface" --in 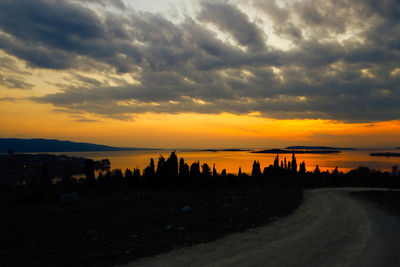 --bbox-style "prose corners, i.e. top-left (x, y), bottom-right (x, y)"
top-left (53, 149), bottom-right (400, 174)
